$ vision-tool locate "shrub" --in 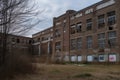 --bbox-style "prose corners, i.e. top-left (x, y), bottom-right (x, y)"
top-left (0, 53), bottom-right (37, 79)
